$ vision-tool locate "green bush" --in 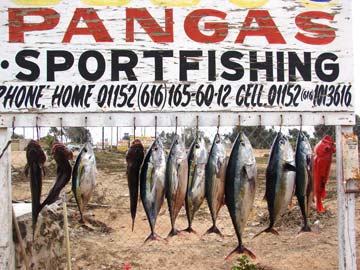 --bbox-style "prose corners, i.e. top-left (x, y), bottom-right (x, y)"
top-left (232, 255), bottom-right (257, 270)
